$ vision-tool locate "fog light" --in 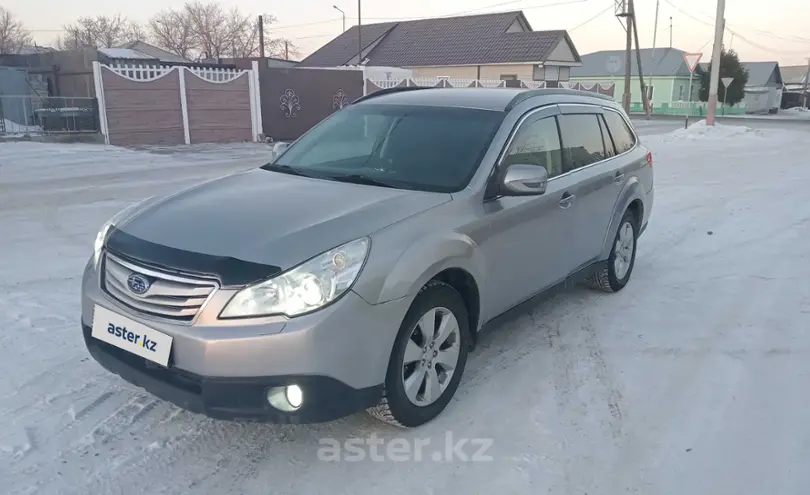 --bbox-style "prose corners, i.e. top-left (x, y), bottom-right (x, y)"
top-left (286, 385), bottom-right (303, 408)
top-left (266, 385), bottom-right (303, 411)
